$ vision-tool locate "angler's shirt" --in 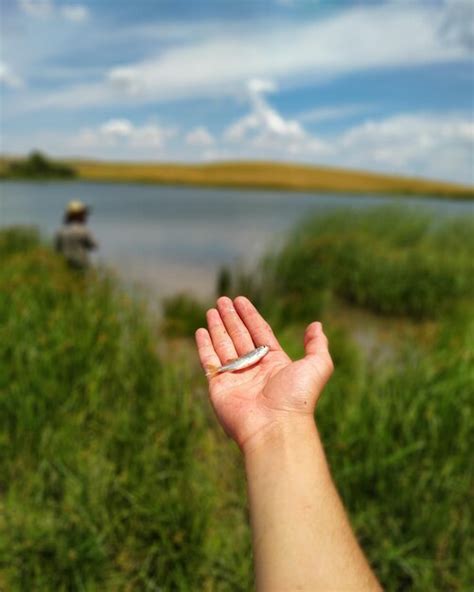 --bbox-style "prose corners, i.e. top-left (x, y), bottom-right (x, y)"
top-left (55, 223), bottom-right (97, 269)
